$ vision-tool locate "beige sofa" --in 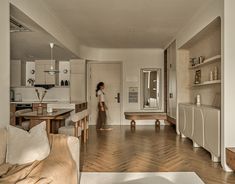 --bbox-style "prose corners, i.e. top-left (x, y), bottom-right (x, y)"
top-left (0, 127), bottom-right (80, 183)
